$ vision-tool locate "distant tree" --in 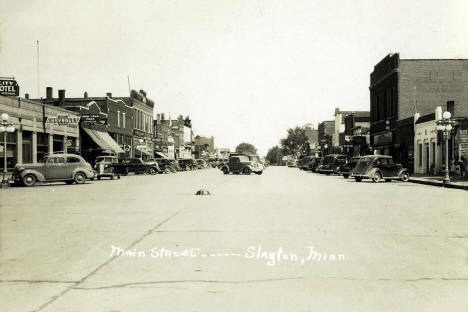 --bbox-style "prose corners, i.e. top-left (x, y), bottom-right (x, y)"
top-left (266, 145), bottom-right (282, 164)
top-left (280, 127), bottom-right (310, 157)
top-left (235, 142), bottom-right (257, 155)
